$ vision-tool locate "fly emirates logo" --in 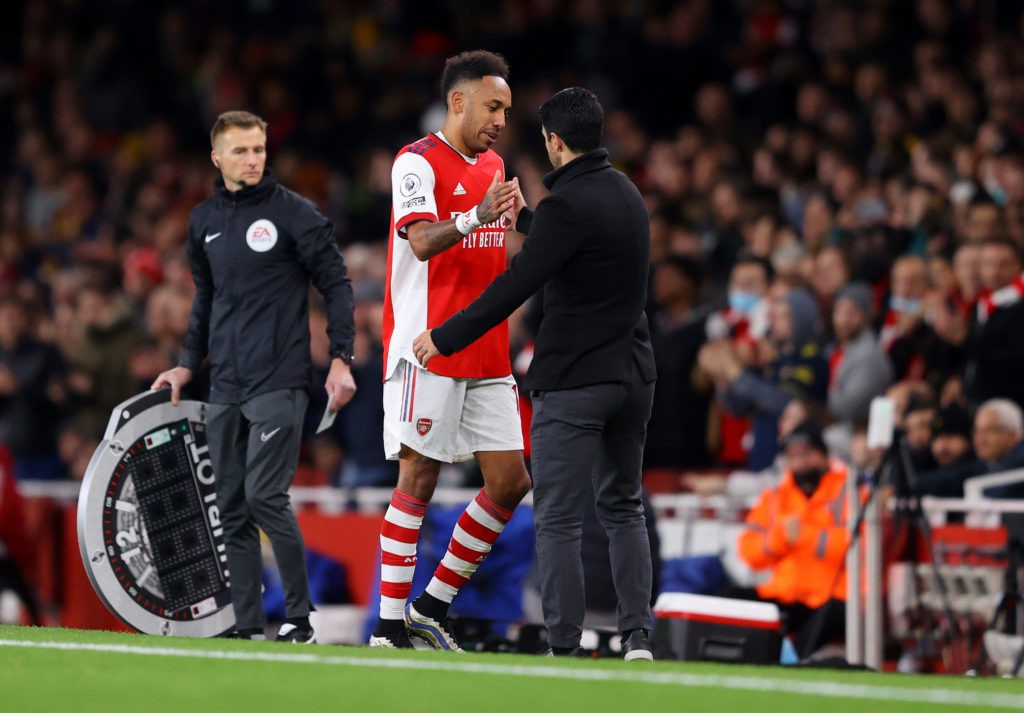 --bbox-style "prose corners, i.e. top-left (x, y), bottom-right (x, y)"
top-left (450, 212), bottom-right (506, 249)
